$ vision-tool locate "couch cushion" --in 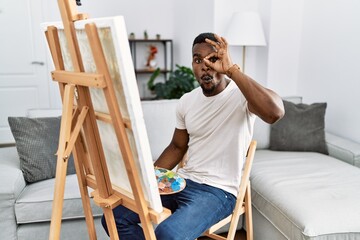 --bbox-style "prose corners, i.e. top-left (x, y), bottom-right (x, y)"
top-left (253, 96), bottom-right (303, 149)
top-left (16, 217), bottom-right (109, 240)
top-left (252, 118), bottom-right (271, 149)
top-left (0, 147), bottom-right (26, 240)
top-left (326, 132), bottom-right (360, 168)
top-left (269, 100), bottom-right (328, 154)
top-left (8, 116), bottom-right (75, 183)
top-left (251, 150), bottom-right (360, 239)
top-left (15, 174), bottom-right (103, 224)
